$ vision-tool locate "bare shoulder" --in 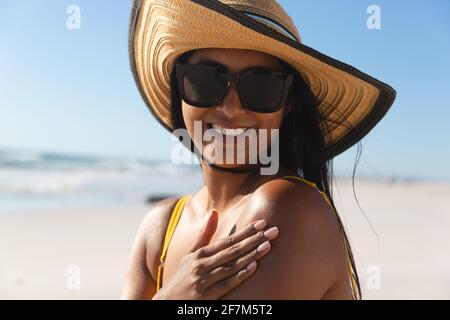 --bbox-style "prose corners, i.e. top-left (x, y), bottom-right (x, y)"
top-left (247, 176), bottom-right (340, 230)
top-left (222, 177), bottom-right (349, 299)
top-left (139, 196), bottom-right (182, 281)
